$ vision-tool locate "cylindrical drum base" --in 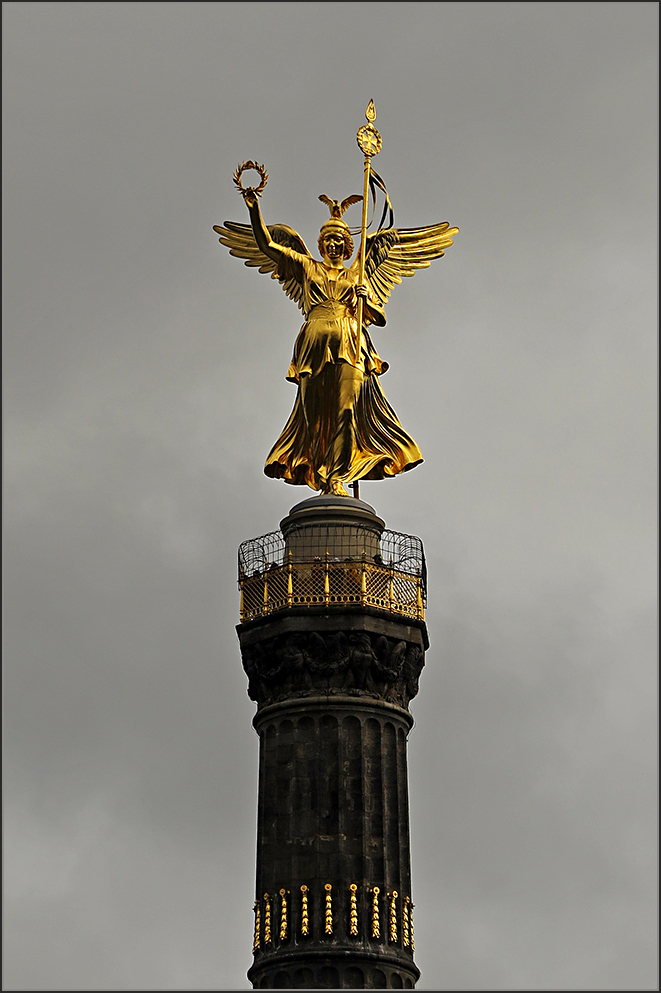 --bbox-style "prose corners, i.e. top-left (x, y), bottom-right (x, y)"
top-left (248, 696), bottom-right (419, 989)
